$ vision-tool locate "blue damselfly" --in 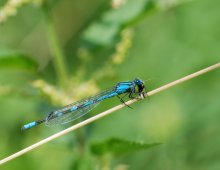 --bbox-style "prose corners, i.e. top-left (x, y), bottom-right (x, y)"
top-left (22, 78), bottom-right (146, 130)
